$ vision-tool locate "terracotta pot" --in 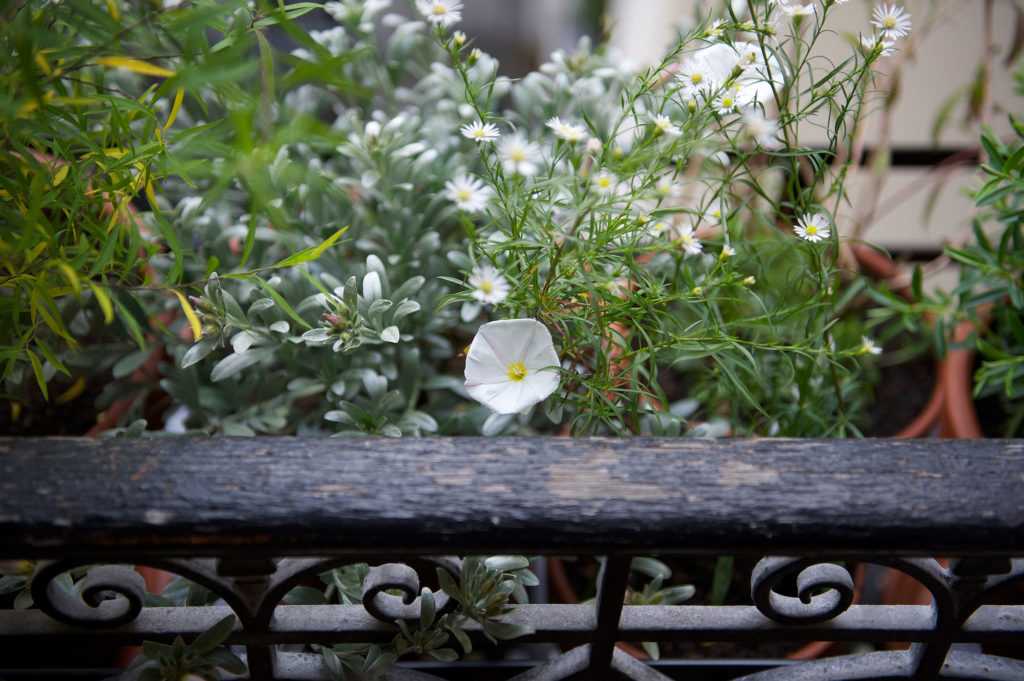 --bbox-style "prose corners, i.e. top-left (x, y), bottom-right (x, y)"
top-left (940, 321), bottom-right (983, 438)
